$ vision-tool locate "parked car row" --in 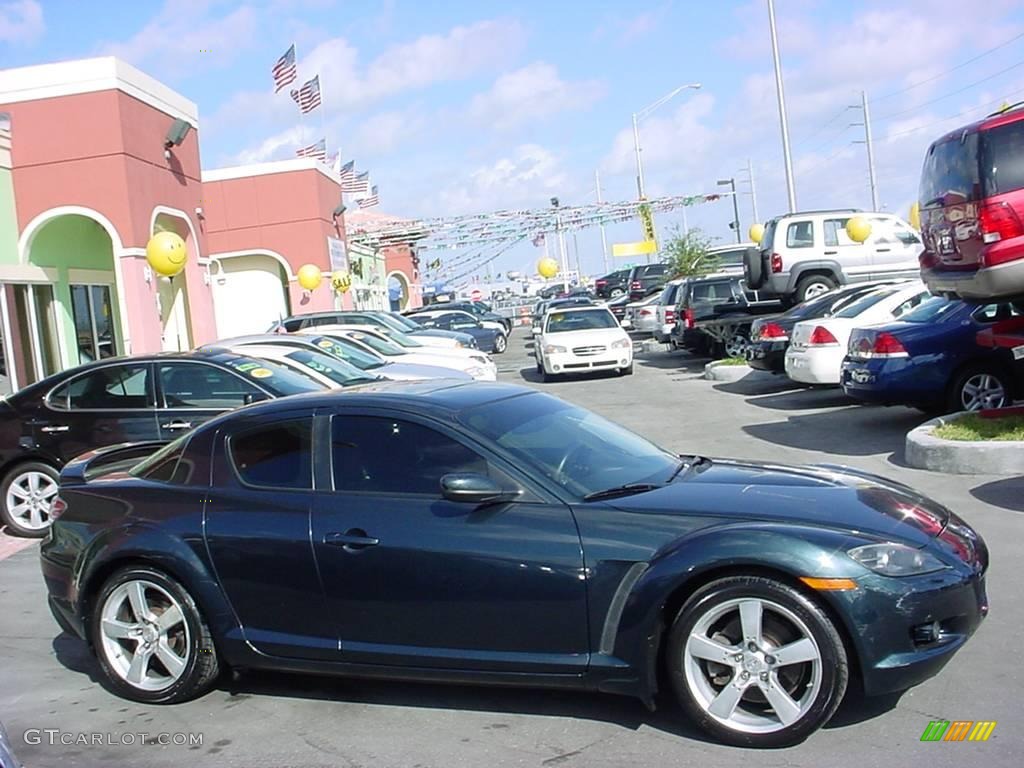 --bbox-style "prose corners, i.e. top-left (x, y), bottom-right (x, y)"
top-left (0, 309), bottom-right (503, 537)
